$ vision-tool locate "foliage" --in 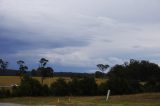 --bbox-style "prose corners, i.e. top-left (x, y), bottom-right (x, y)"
top-left (39, 58), bottom-right (48, 68)
top-left (41, 84), bottom-right (51, 96)
top-left (106, 59), bottom-right (160, 94)
top-left (31, 69), bottom-right (37, 76)
top-left (97, 64), bottom-right (109, 79)
top-left (98, 78), bottom-right (142, 95)
top-left (12, 75), bottom-right (44, 96)
top-left (16, 60), bottom-right (28, 78)
top-left (69, 77), bottom-right (97, 96)
top-left (68, 77), bottom-right (81, 96)
top-left (38, 58), bottom-right (54, 84)
top-left (37, 67), bottom-right (54, 84)
top-left (0, 88), bottom-right (11, 98)
top-left (78, 77), bottom-right (97, 96)
top-left (107, 77), bottom-right (142, 95)
top-left (97, 64), bottom-right (109, 73)
top-left (107, 59), bottom-right (160, 82)
top-left (50, 78), bottom-right (69, 96)
top-left (144, 80), bottom-right (160, 92)
top-left (95, 71), bottom-right (104, 78)
top-left (10, 77), bottom-right (98, 97)
top-left (0, 59), bottom-right (8, 72)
